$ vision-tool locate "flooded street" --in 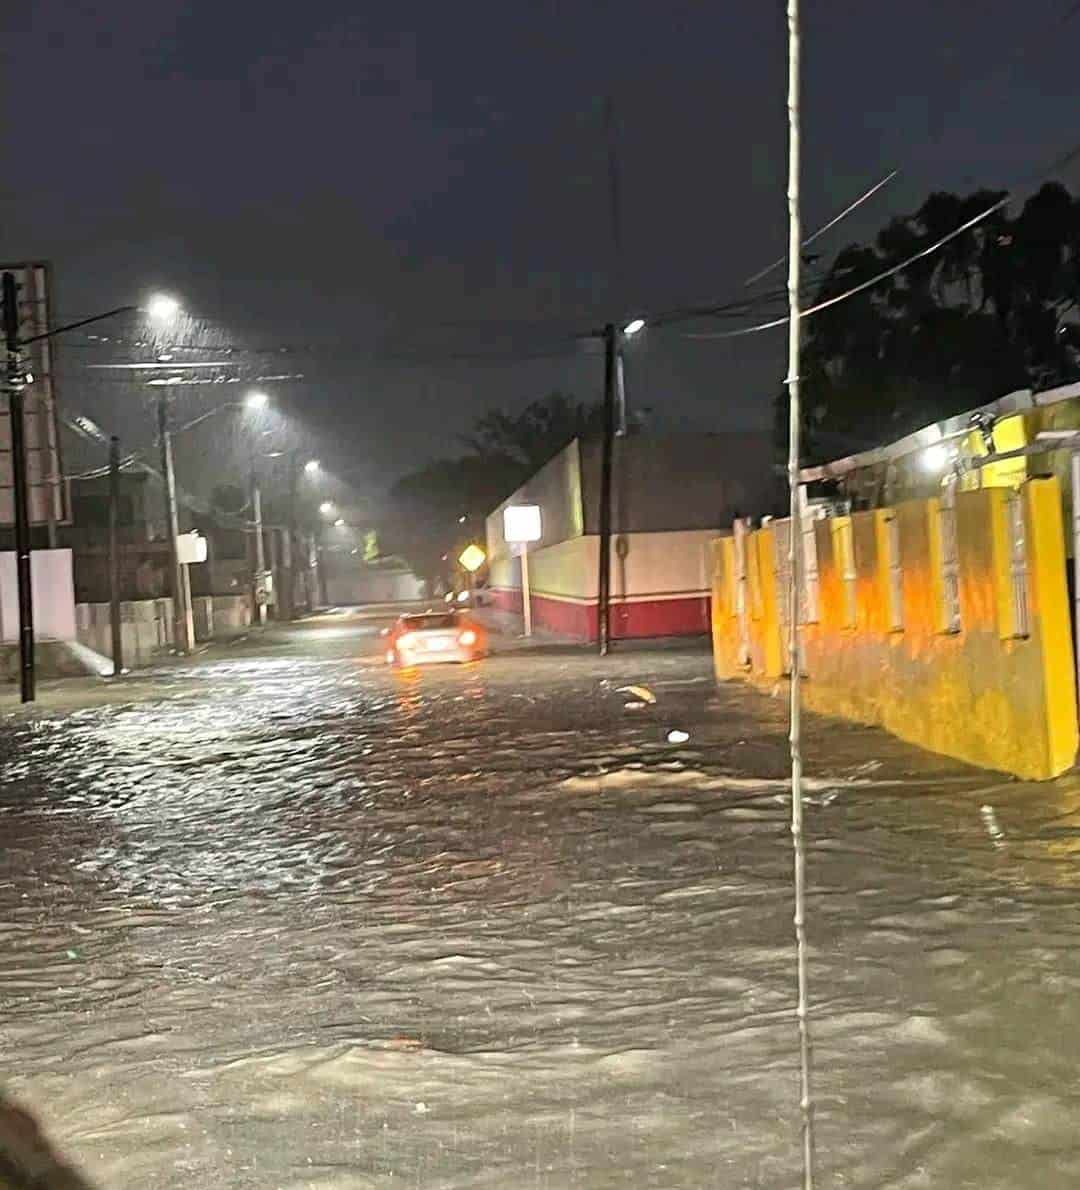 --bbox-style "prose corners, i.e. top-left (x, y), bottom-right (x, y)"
top-left (3, 608), bottom-right (1080, 1187)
